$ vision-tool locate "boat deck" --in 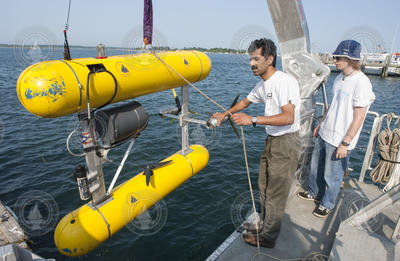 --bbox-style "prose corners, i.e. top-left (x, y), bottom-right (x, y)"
top-left (206, 177), bottom-right (400, 261)
top-left (0, 201), bottom-right (29, 250)
top-left (0, 201), bottom-right (53, 260)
